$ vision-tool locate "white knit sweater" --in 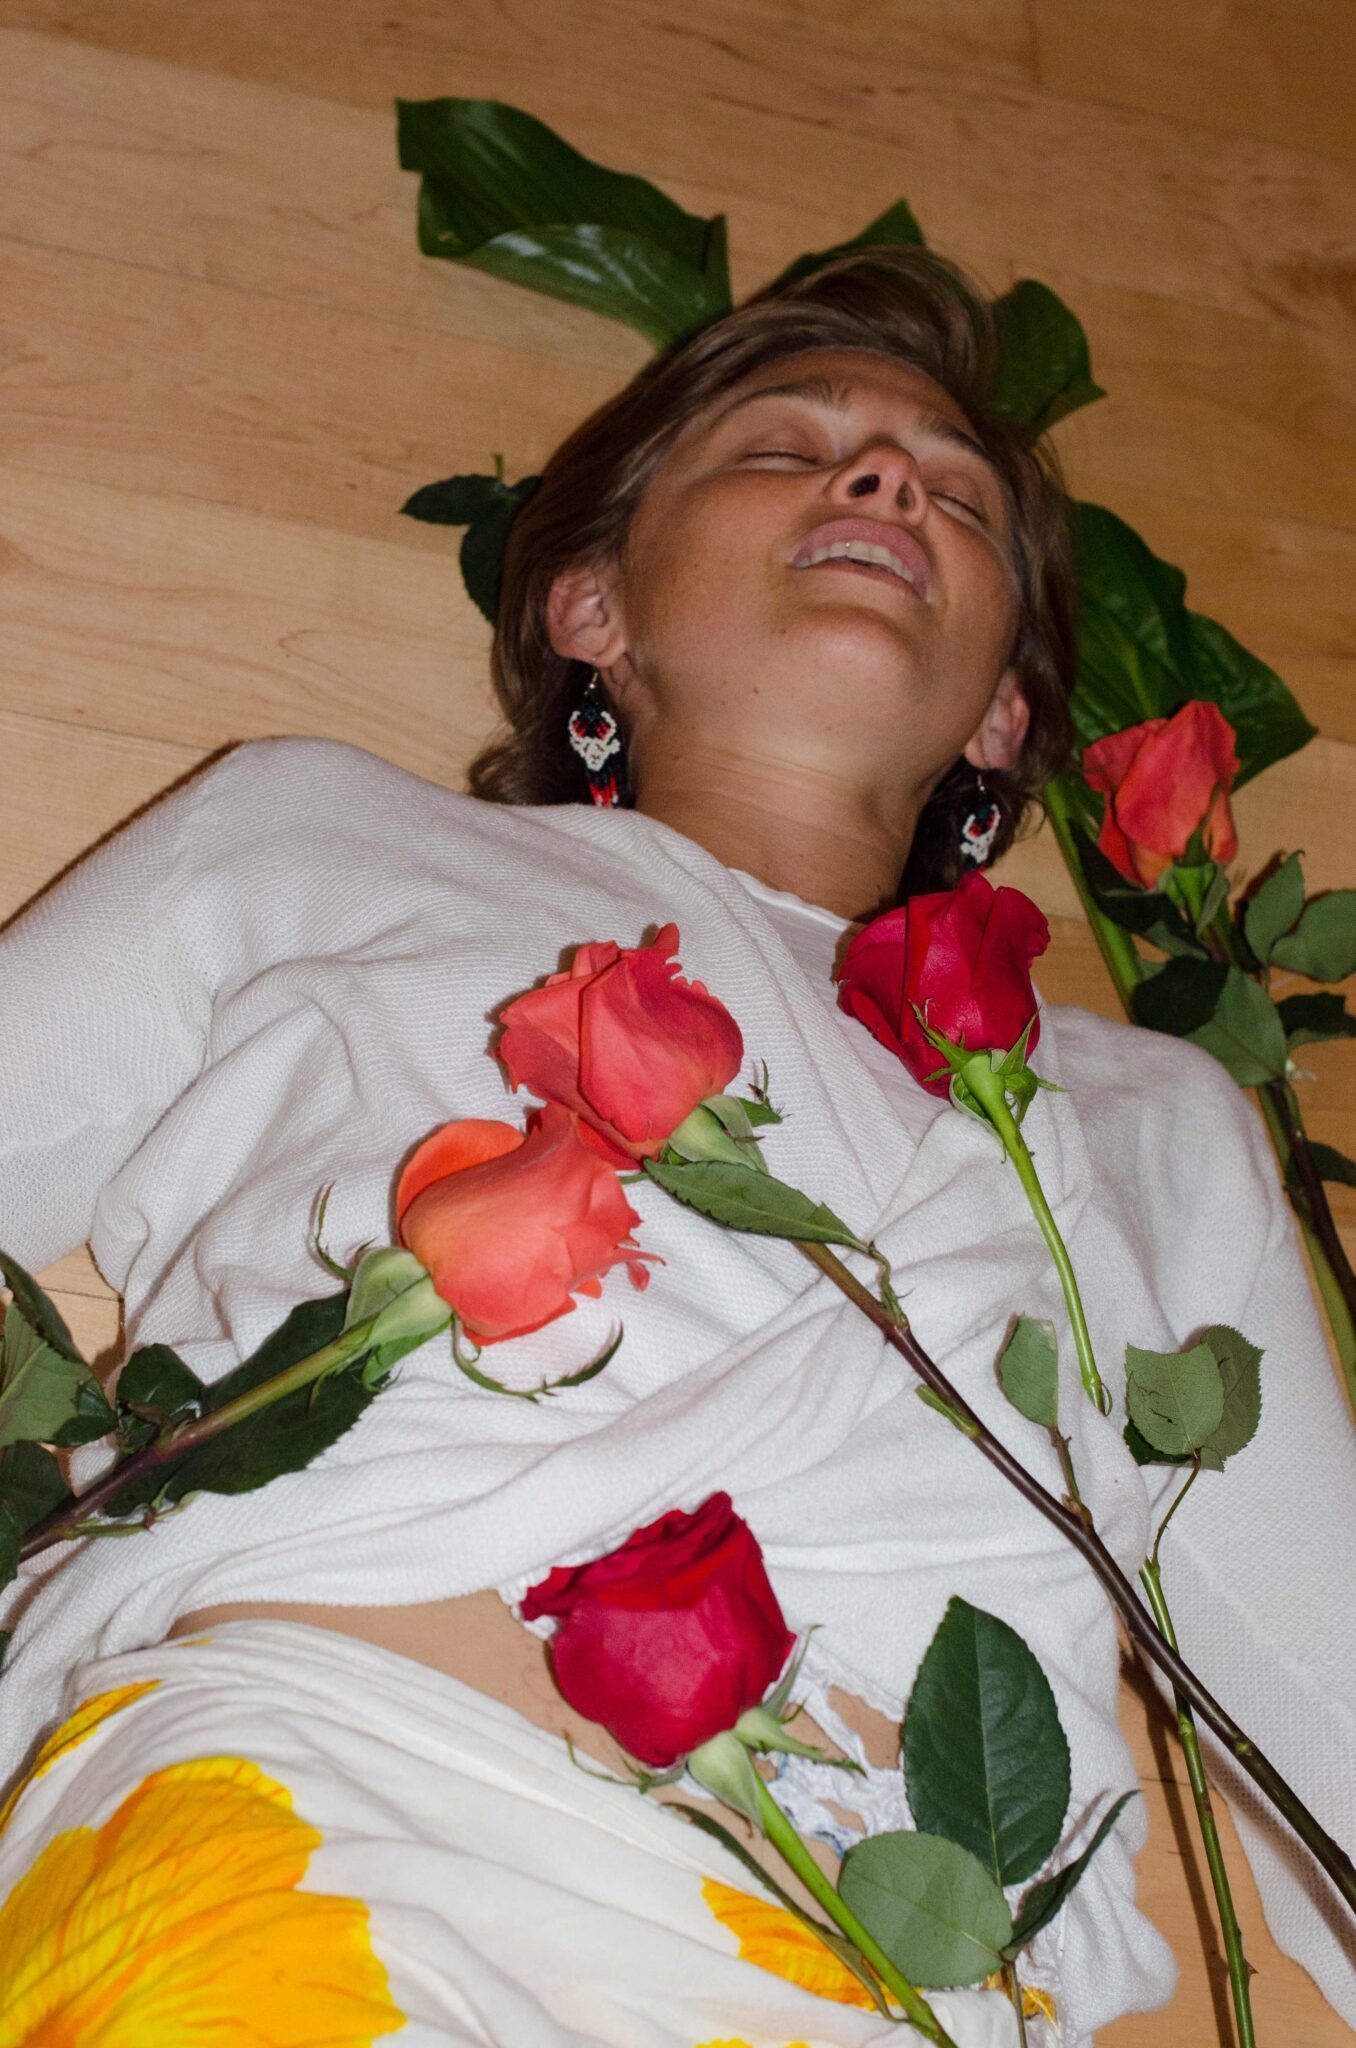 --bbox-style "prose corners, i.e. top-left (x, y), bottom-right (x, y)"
top-left (1, 737), bottom-right (1351, 2033)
